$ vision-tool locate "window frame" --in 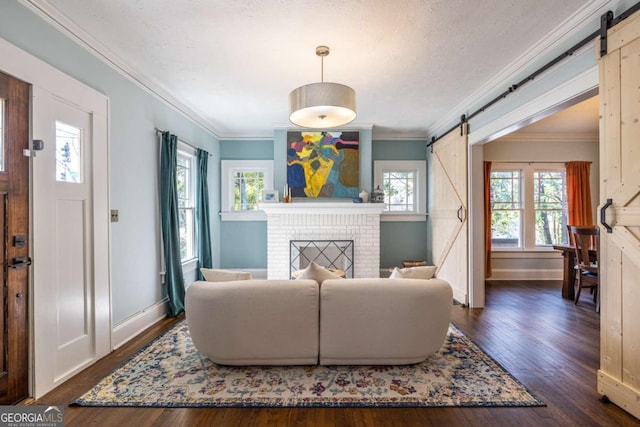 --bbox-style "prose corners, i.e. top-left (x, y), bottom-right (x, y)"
top-left (491, 162), bottom-right (567, 252)
top-left (176, 142), bottom-right (197, 266)
top-left (373, 160), bottom-right (427, 222)
top-left (221, 159), bottom-right (274, 221)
